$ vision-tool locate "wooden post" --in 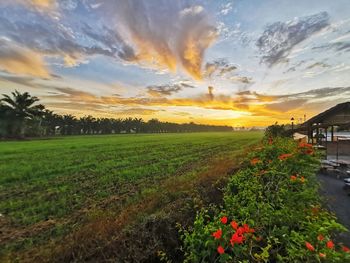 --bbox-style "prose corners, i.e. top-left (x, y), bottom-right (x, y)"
top-left (310, 125), bottom-right (314, 144)
top-left (325, 126), bottom-right (328, 157)
top-left (331, 125), bottom-right (334, 142)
